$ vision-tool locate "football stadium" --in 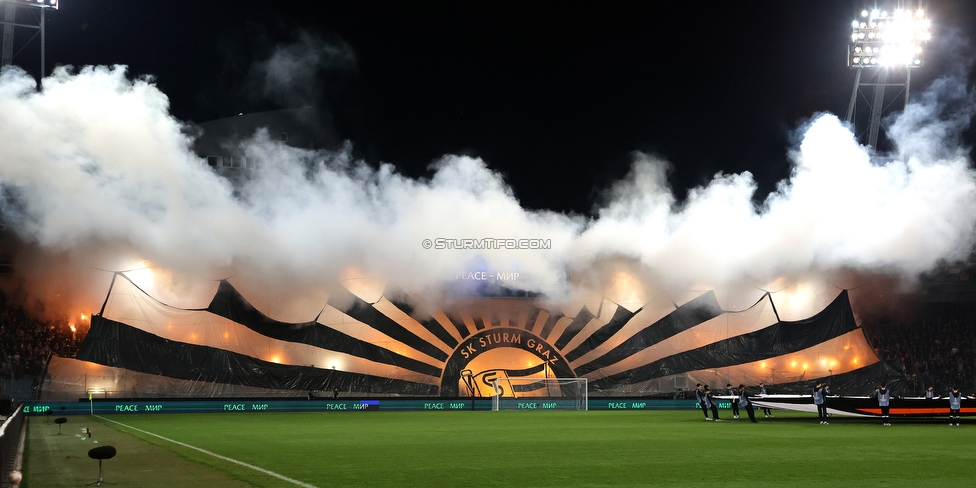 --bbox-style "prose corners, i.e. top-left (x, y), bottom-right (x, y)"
top-left (3, 2), bottom-right (976, 487)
